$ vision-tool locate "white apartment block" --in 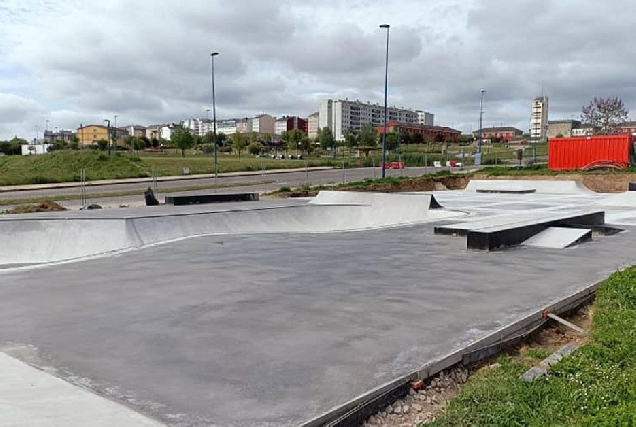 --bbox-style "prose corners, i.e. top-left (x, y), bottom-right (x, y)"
top-left (308, 112), bottom-right (319, 139)
top-left (417, 111), bottom-right (434, 126)
top-left (274, 118), bottom-right (288, 136)
top-left (531, 96), bottom-right (549, 142)
top-left (318, 99), bottom-right (420, 141)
